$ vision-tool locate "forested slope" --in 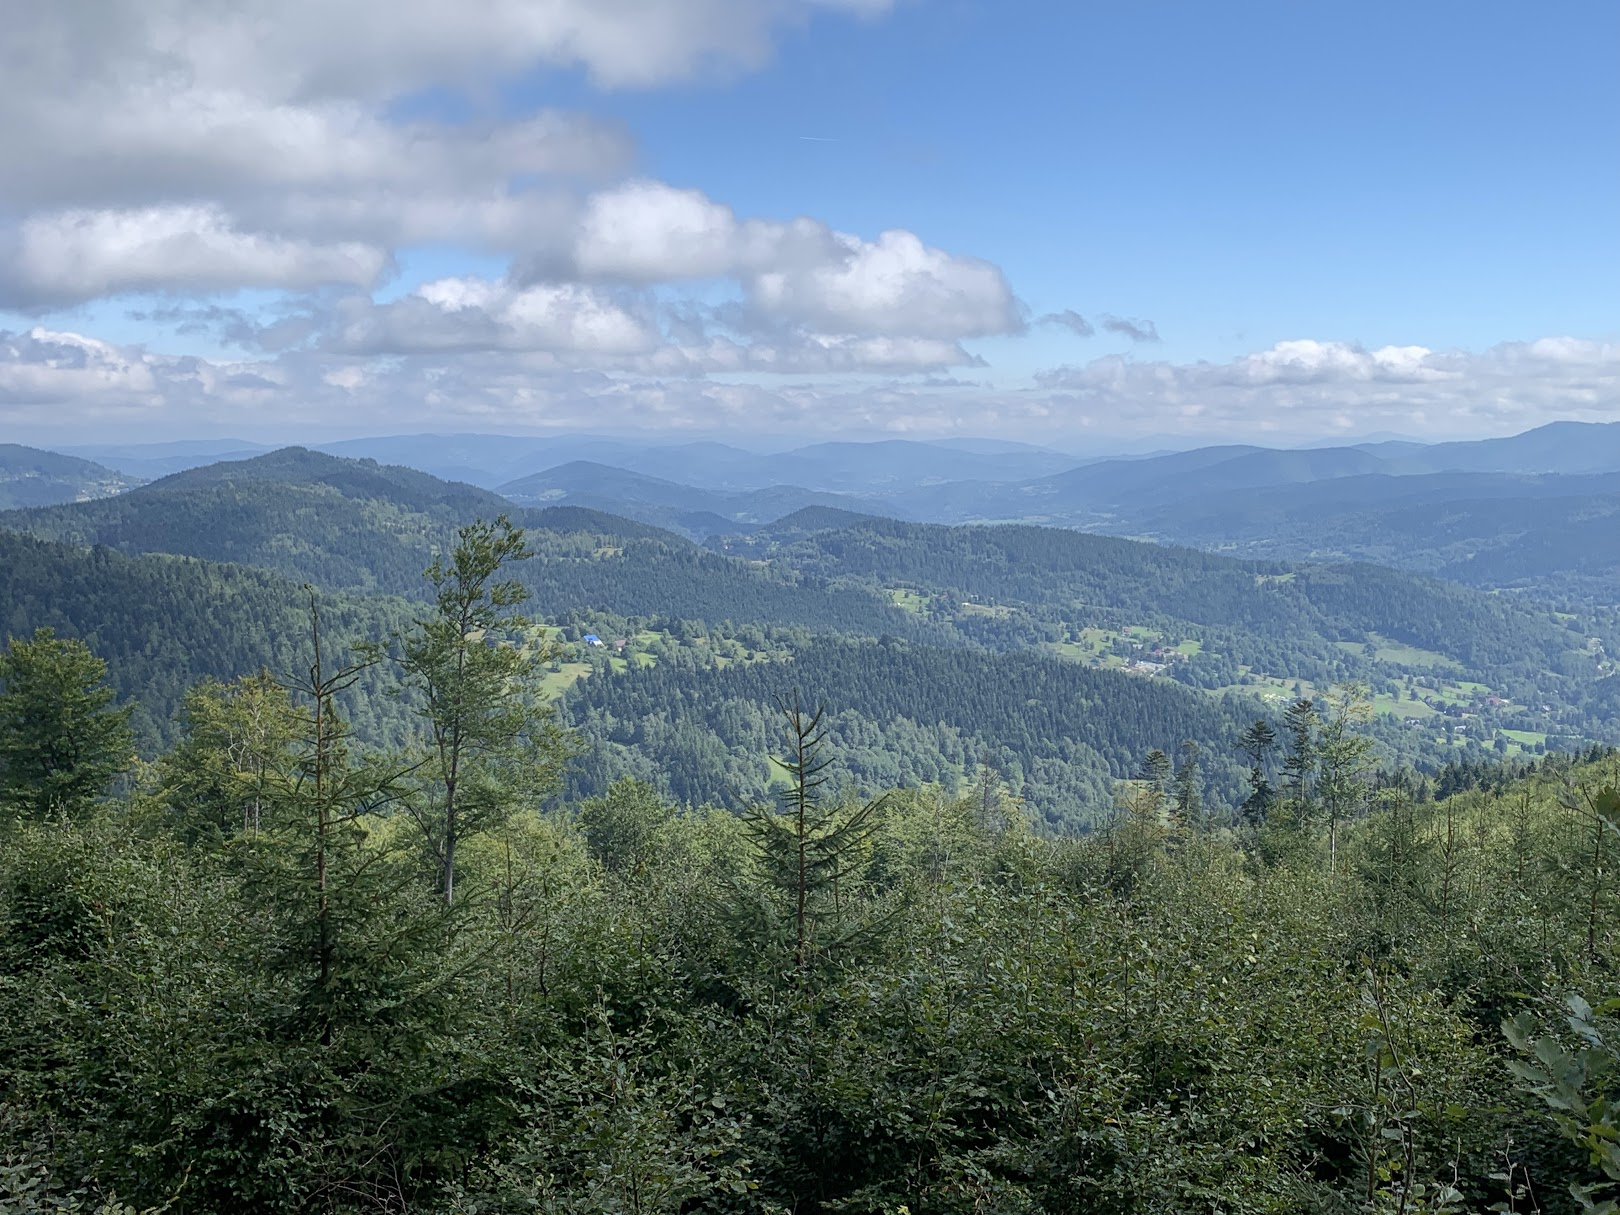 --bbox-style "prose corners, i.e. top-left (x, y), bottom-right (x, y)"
top-left (561, 635), bottom-right (1263, 826)
top-left (0, 531), bottom-right (409, 745)
top-left (3, 637), bottom-right (1618, 1211)
top-left (0, 444), bottom-right (139, 508)
top-left (8, 448), bottom-right (1620, 795)
top-left (739, 515), bottom-right (1580, 670)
